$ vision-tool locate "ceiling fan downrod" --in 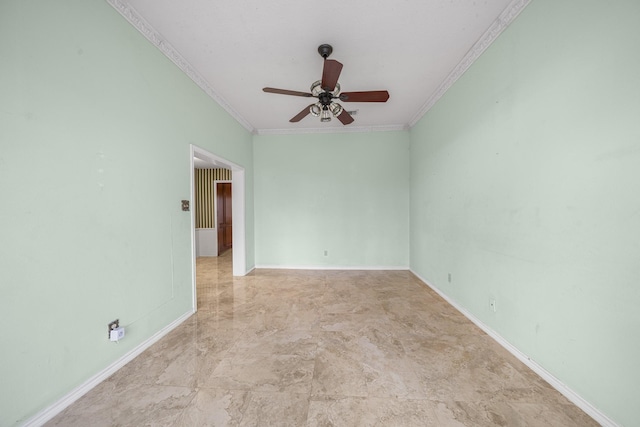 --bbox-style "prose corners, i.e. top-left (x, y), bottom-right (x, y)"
top-left (261, 43), bottom-right (389, 125)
